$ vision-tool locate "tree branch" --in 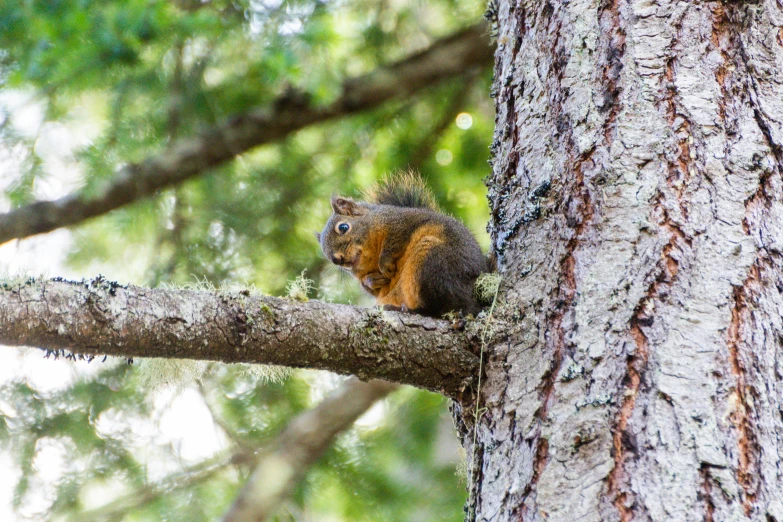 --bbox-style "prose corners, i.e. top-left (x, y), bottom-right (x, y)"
top-left (222, 378), bottom-right (399, 522)
top-left (0, 22), bottom-right (492, 245)
top-left (0, 277), bottom-right (478, 398)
